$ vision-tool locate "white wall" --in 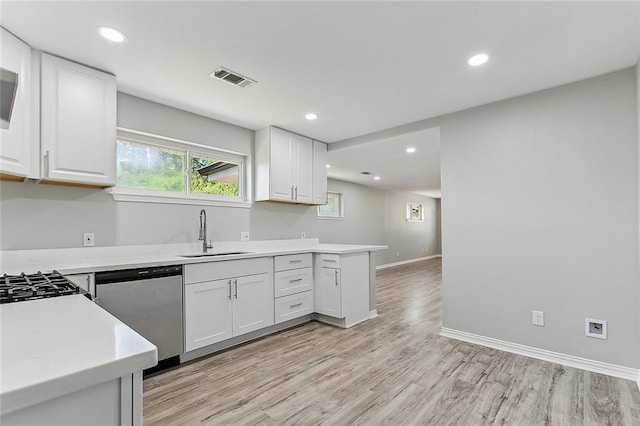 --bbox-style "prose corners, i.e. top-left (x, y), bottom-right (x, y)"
top-left (0, 94), bottom-right (441, 253)
top-left (317, 179), bottom-right (441, 266)
top-left (440, 69), bottom-right (639, 368)
top-left (317, 179), bottom-right (385, 245)
top-left (380, 190), bottom-right (440, 265)
top-left (335, 67), bottom-right (639, 369)
top-left (637, 60), bottom-right (640, 370)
